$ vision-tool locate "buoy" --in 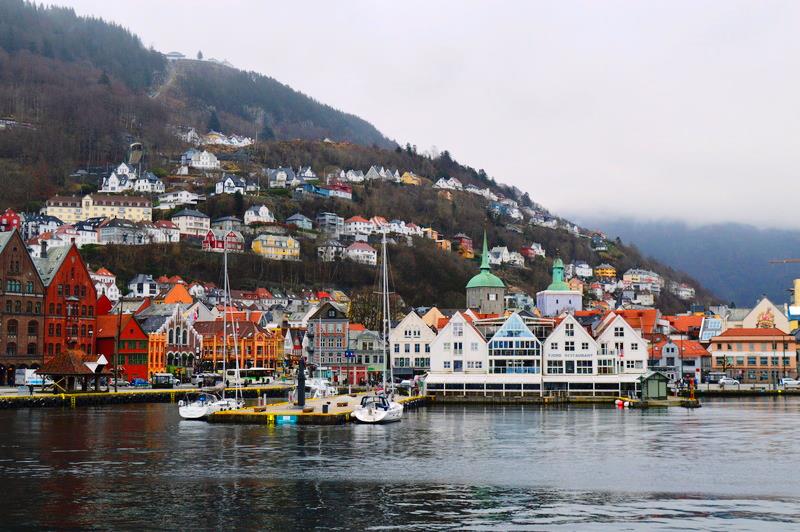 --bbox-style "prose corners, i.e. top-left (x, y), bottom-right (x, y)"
top-left (623, 401), bottom-right (630, 408)
top-left (614, 399), bottom-right (622, 406)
